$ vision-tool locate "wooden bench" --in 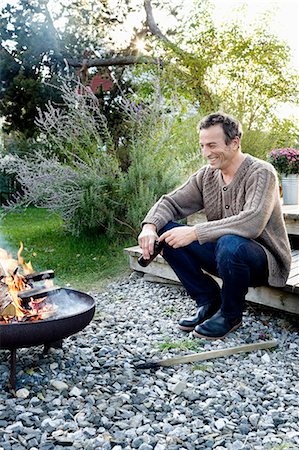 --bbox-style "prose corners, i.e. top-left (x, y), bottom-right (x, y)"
top-left (125, 245), bottom-right (299, 314)
top-left (125, 204), bottom-right (299, 315)
top-left (124, 246), bottom-right (299, 315)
